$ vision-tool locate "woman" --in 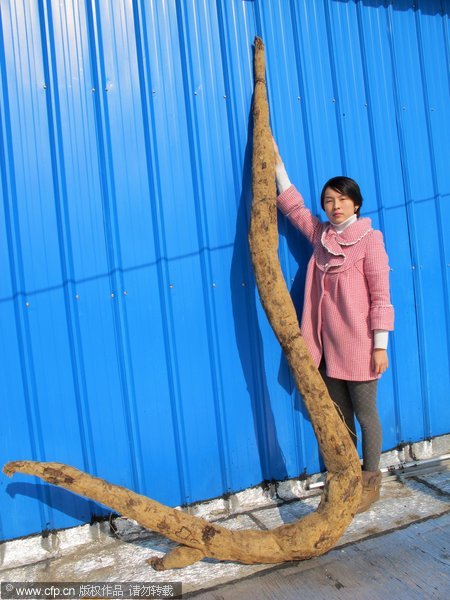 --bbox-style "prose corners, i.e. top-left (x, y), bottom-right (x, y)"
top-left (274, 139), bottom-right (394, 512)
